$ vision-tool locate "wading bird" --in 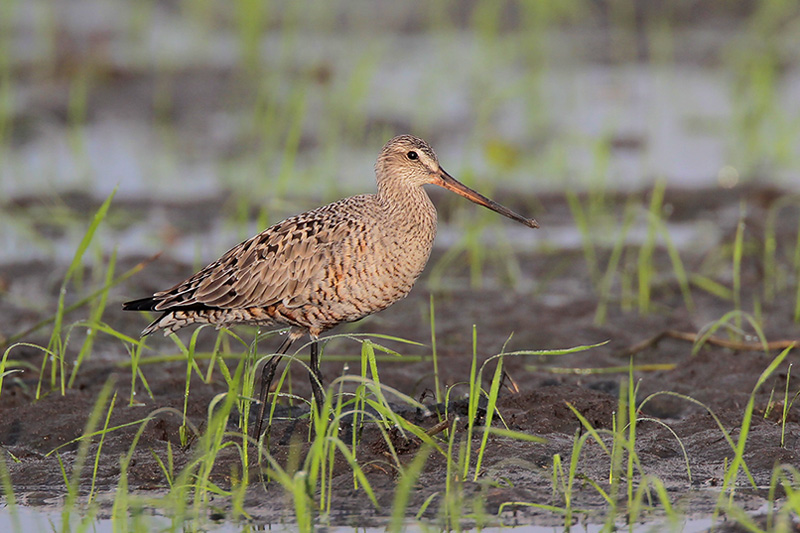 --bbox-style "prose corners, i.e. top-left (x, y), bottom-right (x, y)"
top-left (123, 135), bottom-right (538, 440)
